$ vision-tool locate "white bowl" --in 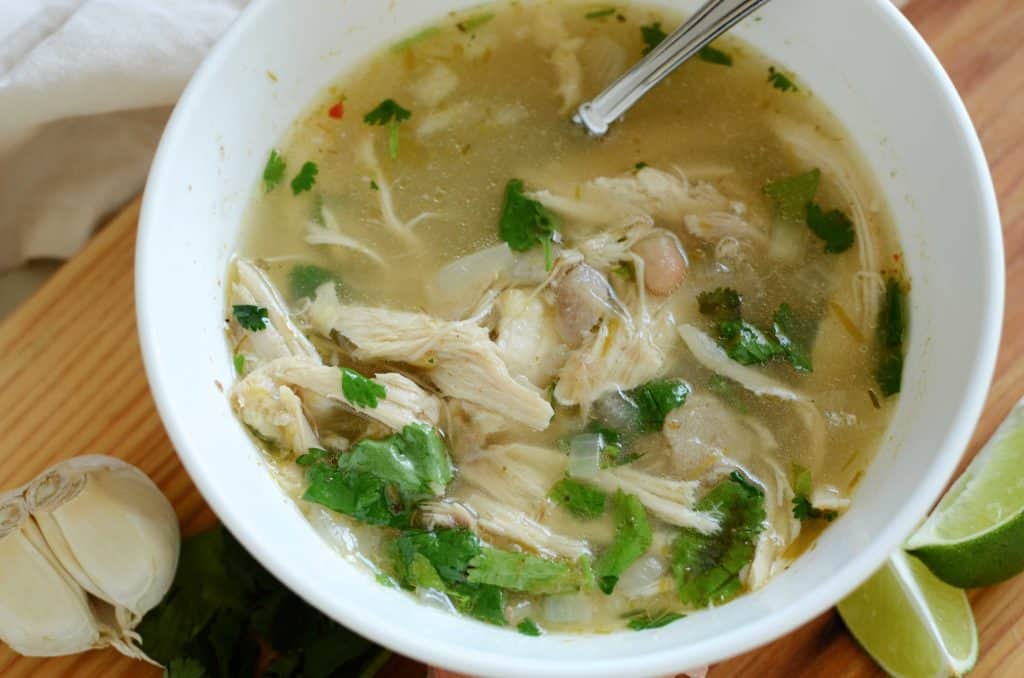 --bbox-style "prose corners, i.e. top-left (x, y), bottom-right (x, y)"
top-left (136, 0), bottom-right (1003, 675)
